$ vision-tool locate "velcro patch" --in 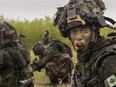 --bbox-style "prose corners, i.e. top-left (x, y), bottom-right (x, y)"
top-left (104, 74), bottom-right (116, 87)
